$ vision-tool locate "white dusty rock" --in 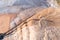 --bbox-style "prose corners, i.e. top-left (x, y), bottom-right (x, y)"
top-left (8, 7), bottom-right (60, 40)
